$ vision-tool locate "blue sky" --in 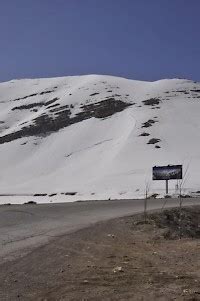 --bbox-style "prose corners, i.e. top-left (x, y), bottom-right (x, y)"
top-left (0, 0), bottom-right (200, 82)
